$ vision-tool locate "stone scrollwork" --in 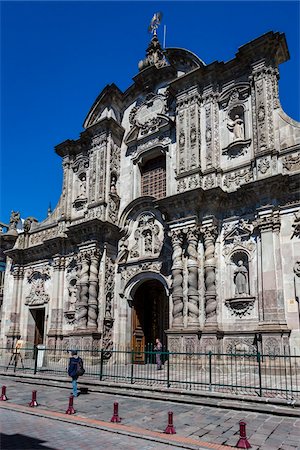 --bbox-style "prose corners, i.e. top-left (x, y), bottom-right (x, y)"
top-left (120, 261), bottom-right (162, 283)
top-left (103, 257), bottom-right (115, 356)
top-left (294, 261), bottom-right (300, 277)
top-left (223, 167), bottom-right (253, 190)
top-left (282, 152), bottom-right (300, 173)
